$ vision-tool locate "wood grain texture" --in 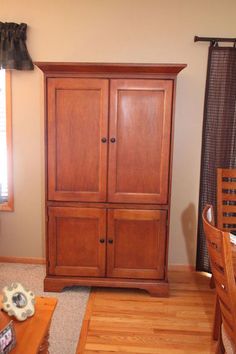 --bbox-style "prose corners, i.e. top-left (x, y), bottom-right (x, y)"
top-left (203, 204), bottom-right (236, 352)
top-left (39, 63), bottom-right (186, 297)
top-left (76, 270), bottom-right (216, 354)
top-left (107, 209), bottom-right (167, 279)
top-left (217, 168), bottom-right (236, 231)
top-left (46, 206), bottom-right (168, 295)
top-left (48, 207), bottom-right (106, 276)
top-left (0, 297), bottom-right (57, 354)
top-left (35, 62), bottom-right (187, 76)
top-left (46, 201), bottom-right (169, 210)
top-left (47, 78), bottom-right (108, 202)
top-left (108, 79), bottom-right (173, 204)
top-left (44, 275), bottom-right (168, 297)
